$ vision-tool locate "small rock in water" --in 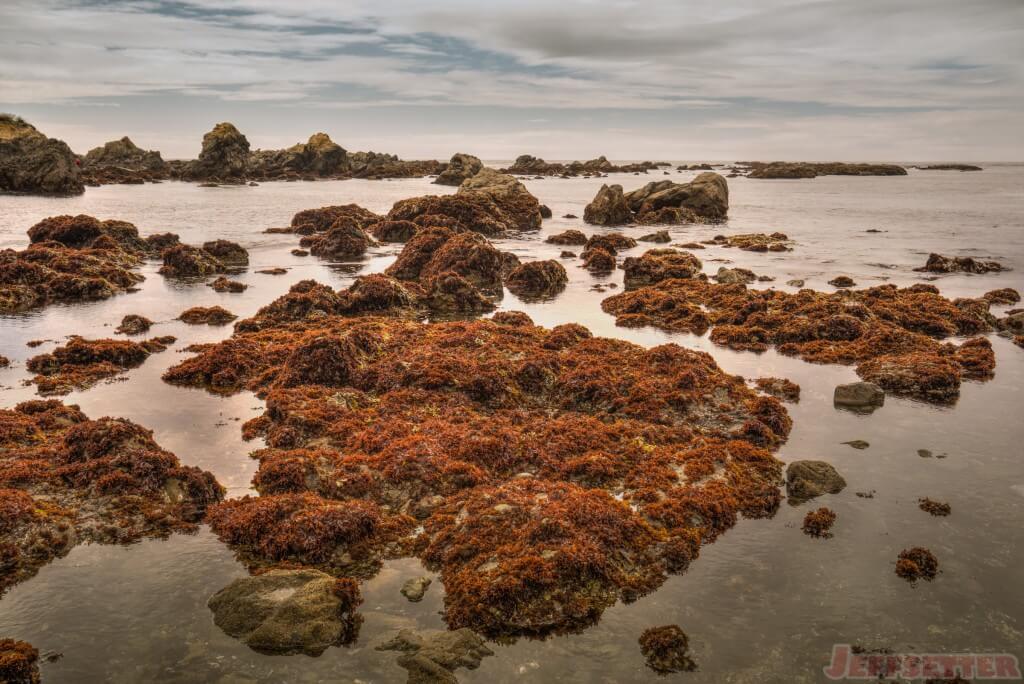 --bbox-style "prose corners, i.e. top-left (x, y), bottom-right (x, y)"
top-left (786, 279), bottom-right (805, 287)
top-left (917, 449), bottom-right (932, 458)
top-left (256, 267), bottom-right (288, 275)
top-left (829, 275), bottom-right (856, 288)
top-left (291, 249), bottom-right (309, 257)
top-left (842, 440), bottom-right (870, 450)
top-left (401, 576), bottom-right (432, 602)
top-left (855, 490), bottom-right (876, 498)
top-left (834, 382), bottom-right (885, 411)
top-left (895, 547), bottom-right (939, 582)
top-left (377, 628), bottom-right (493, 682)
top-left (918, 497), bottom-right (951, 516)
top-left (802, 507), bottom-right (837, 538)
